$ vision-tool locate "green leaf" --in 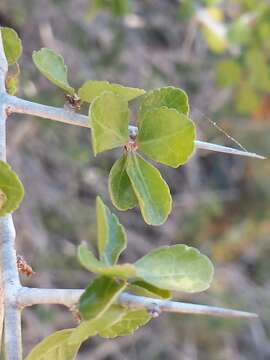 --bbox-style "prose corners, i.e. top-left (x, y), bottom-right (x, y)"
top-left (25, 329), bottom-right (80, 360)
top-left (135, 244), bottom-right (214, 292)
top-left (139, 86), bottom-right (189, 120)
top-left (78, 244), bottom-right (136, 278)
top-left (128, 280), bottom-right (171, 299)
top-left (138, 107), bottom-right (195, 167)
top-left (235, 83), bottom-right (259, 114)
top-left (87, 0), bottom-right (129, 19)
top-left (227, 20), bottom-right (251, 45)
top-left (6, 75), bottom-right (19, 95)
top-left (126, 153), bottom-right (172, 225)
top-left (79, 80), bottom-right (145, 103)
top-left (90, 92), bottom-right (129, 155)
top-left (109, 154), bottom-right (138, 211)
top-left (216, 59), bottom-right (242, 88)
top-left (244, 49), bottom-right (270, 92)
top-left (32, 48), bottom-right (75, 94)
top-left (79, 276), bottom-right (126, 320)
top-left (69, 305), bottom-right (126, 344)
top-left (99, 308), bottom-right (151, 338)
top-left (0, 161), bottom-right (24, 216)
top-left (1, 27), bottom-right (22, 65)
top-left (96, 196), bottom-right (127, 265)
